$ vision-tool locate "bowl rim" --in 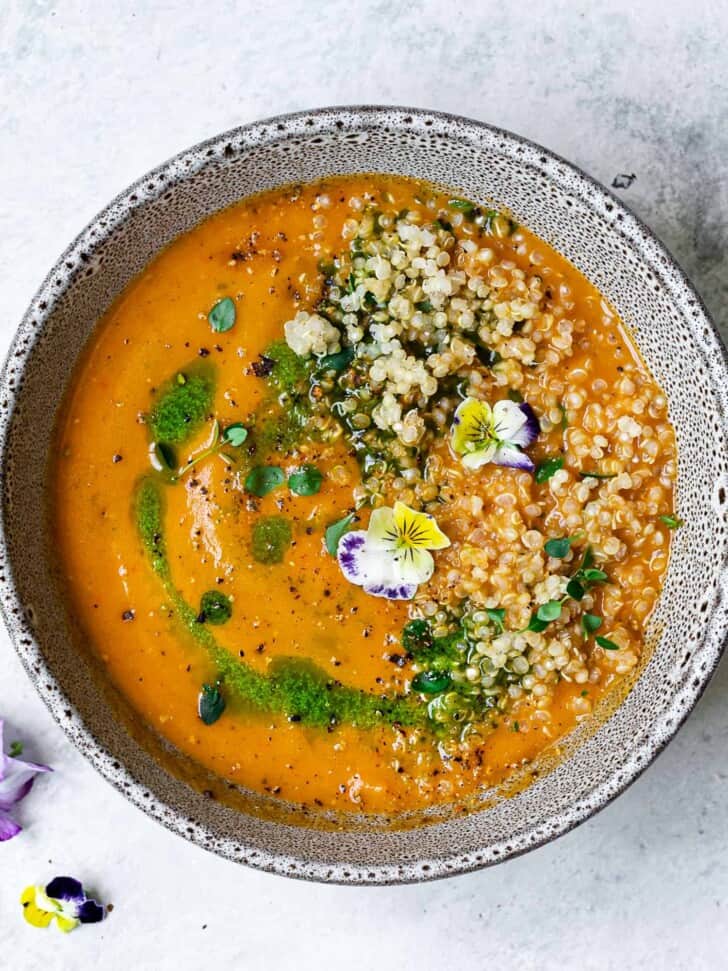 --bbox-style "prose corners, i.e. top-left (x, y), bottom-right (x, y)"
top-left (1, 104), bottom-right (727, 885)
